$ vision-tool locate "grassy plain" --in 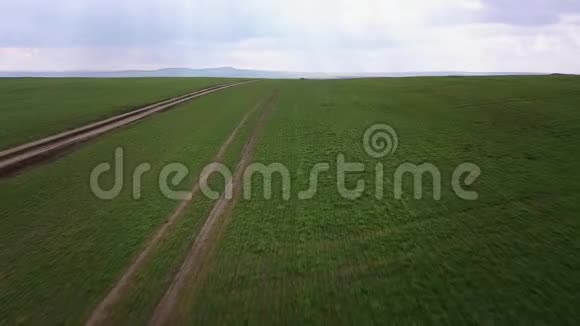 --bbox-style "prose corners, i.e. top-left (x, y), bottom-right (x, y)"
top-left (1, 76), bottom-right (579, 325)
top-left (0, 77), bottom-right (235, 149)
top-left (185, 76), bottom-right (580, 324)
top-left (0, 81), bottom-right (272, 325)
top-left (103, 90), bottom-right (274, 325)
